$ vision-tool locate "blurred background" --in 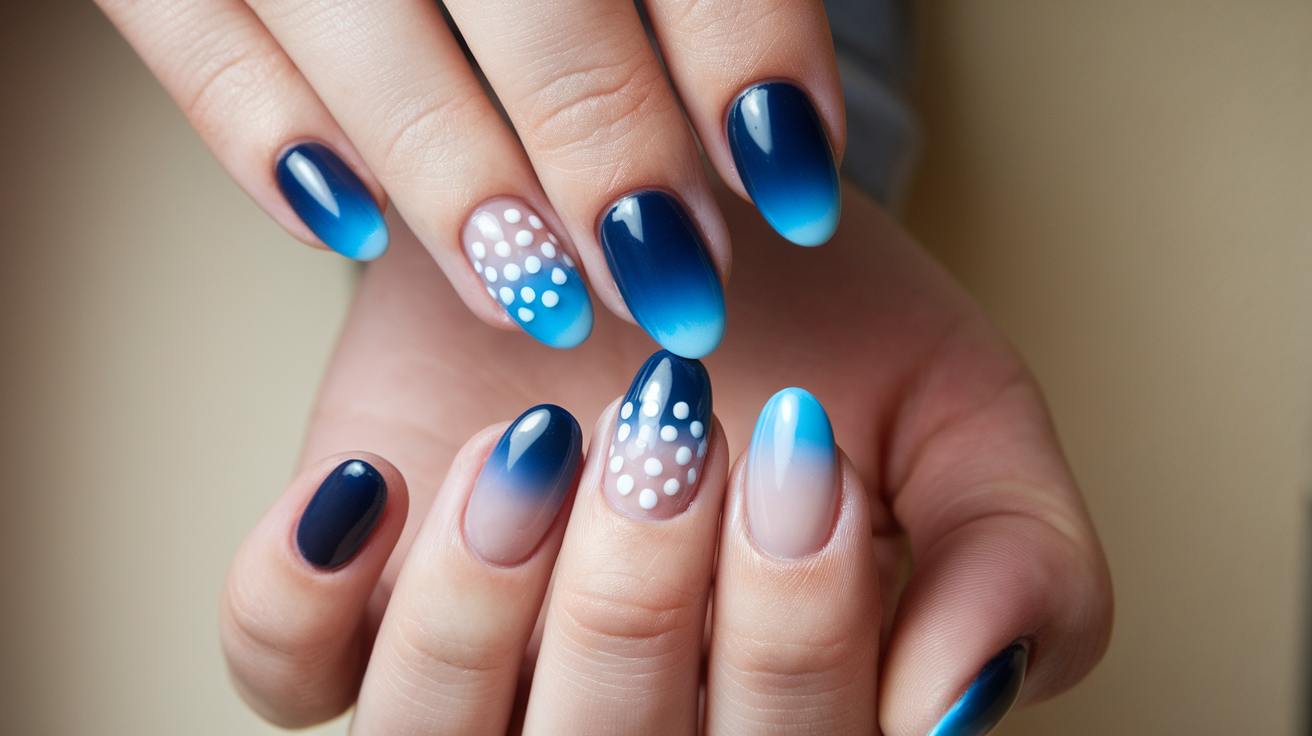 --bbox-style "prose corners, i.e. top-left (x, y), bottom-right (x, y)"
top-left (1, 1), bottom-right (1309, 733)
